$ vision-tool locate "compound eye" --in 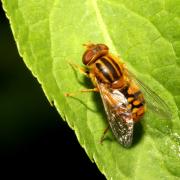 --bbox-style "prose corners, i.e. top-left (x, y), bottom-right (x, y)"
top-left (82, 49), bottom-right (95, 65)
top-left (82, 43), bottom-right (109, 65)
